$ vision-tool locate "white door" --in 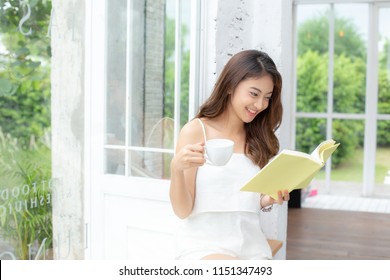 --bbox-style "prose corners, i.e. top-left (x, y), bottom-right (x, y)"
top-left (85, 0), bottom-right (200, 259)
